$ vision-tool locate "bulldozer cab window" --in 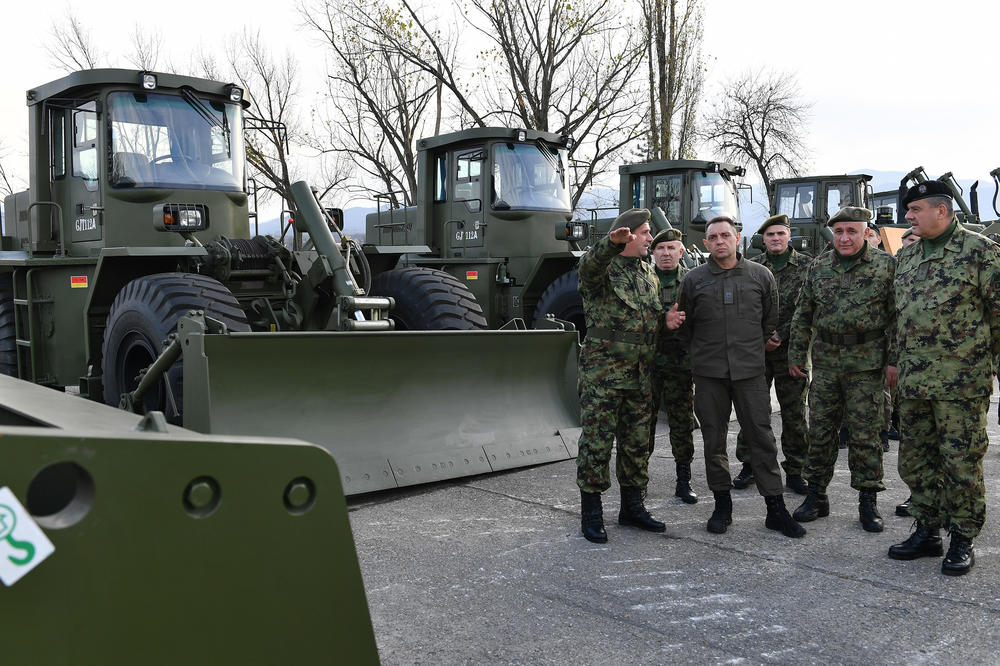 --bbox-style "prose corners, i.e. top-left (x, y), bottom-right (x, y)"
top-left (72, 103), bottom-right (99, 190)
top-left (454, 149), bottom-right (483, 211)
top-left (632, 176), bottom-right (646, 209)
top-left (825, 182), bottom-right (854, 218)
top-left (50, 108), bottom-right (66, 180)
top-left (434, 154), bottom-right (447, 202)
top-left (776, 182), bottom-right (816, 220)
top-left (691, 171), bottom-right (739, 222)
top-left (652, 175), bottom-right (683, 224)
top-left (490, 142), bottom-right (571, 212)
top-left (107, 92), bottom-right (245, 191)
